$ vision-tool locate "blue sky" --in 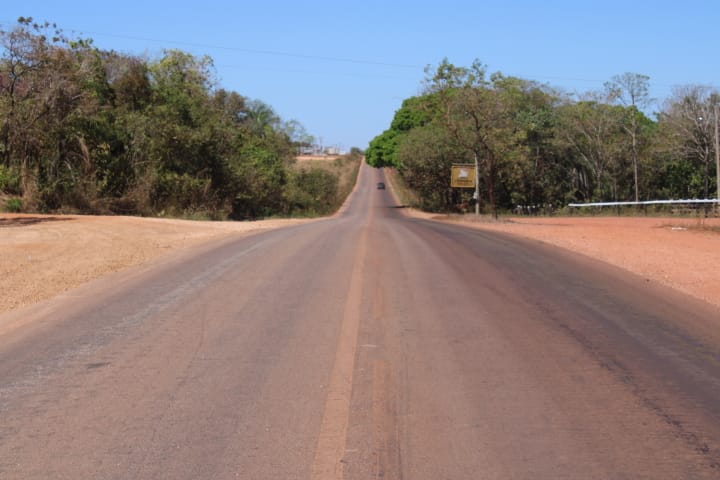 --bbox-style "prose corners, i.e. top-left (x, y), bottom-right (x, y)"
top-left (3, 1), bottom-right (719, 150)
